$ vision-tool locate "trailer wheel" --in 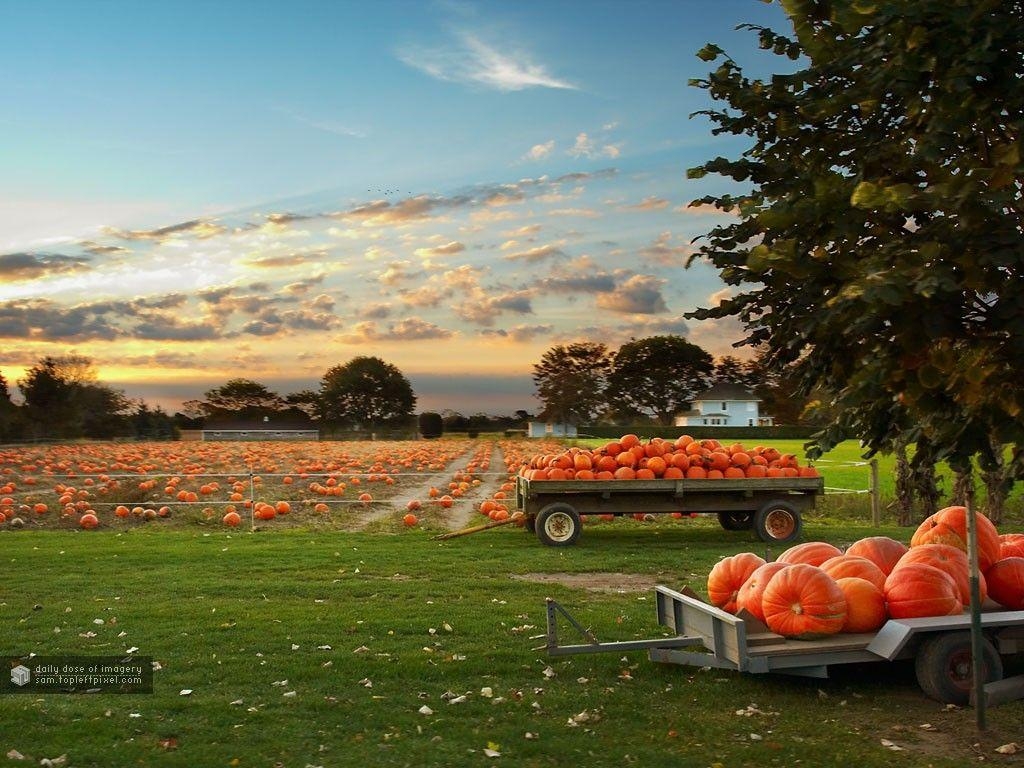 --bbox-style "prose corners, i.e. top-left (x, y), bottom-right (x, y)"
top-left (717, 511), bottom-right (754, 531)
top-left (915, 631), bottom-right (1003, 705)
top-left (535, 503), bottom-right (581, 547)
top-left (754, 501), bottom-right (802, 544)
